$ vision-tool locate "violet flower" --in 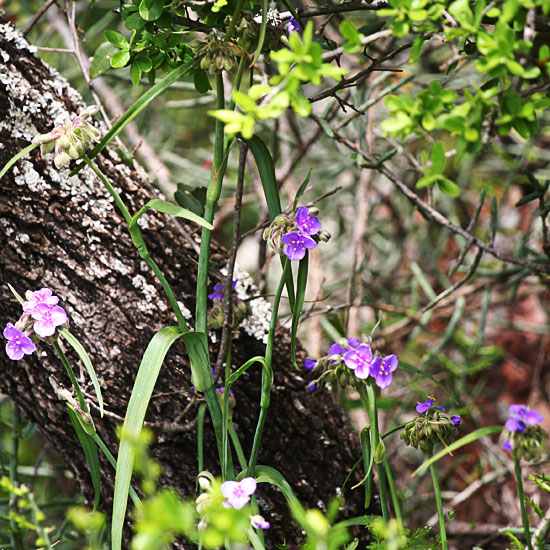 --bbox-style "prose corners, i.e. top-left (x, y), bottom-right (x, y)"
top-left (221, 477), bottom-right (257, 509)
top-left (304, 358), bottom-right (317, 371)
top-left (370, 353), bottom-right (398, 389)
top-left (284, 16), bottom-right (301, 33)
top-left (295, 206), bottom-right (321, 236)
top-left (250, 515), bottom-right (270, 530)
top-left (344, 343), bottom-right (374, 379)
top-left (450, 416), bottom-right (461, 426)
top-left (29, 304), bottom-right (68, 338)
top-left (505, 404), bottom-right (543, 433)
top-left (3, 323), bottom-right (36, 360)
top-left (416, 396), bottom-right (446, 414)
top-left (208, 280), bottom-right (237, 301)
top-left (281, 231), bottom-right (317, 261)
